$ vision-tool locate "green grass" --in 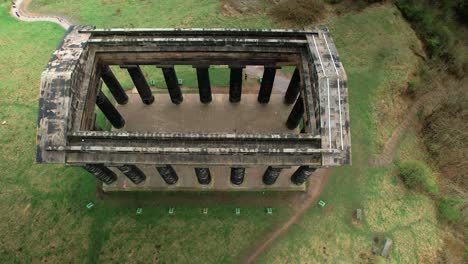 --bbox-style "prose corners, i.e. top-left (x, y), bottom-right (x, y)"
top-left (0, 1), bottom-right (444, 263)
top-left (31, 0), bottom-right (275, 28)
top-left (256, 5), bottom-right (442, 263)
top-left (108, 65), bottom-right (232, 90)
top-left (0, 1), bottom-right (284, 263)
top-left (397, 160), bottom-right (438, 194)
top-left (31, 0), bottom-right (275, 90)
